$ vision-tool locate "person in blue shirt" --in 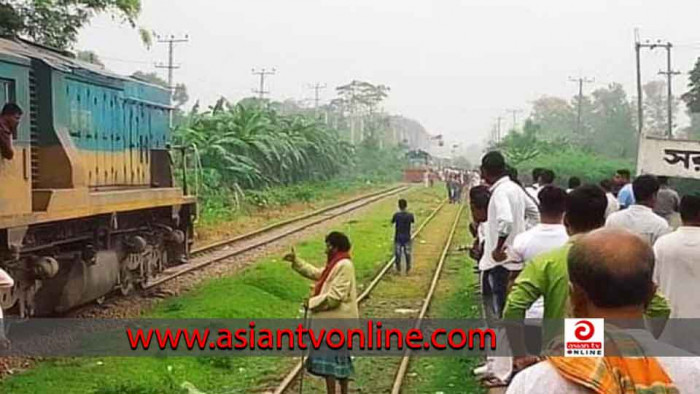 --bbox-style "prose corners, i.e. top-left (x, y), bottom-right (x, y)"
top-left (615, 169), bottom-right (635, 209)
top-left (392, 199), bottom-right (415, 274)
